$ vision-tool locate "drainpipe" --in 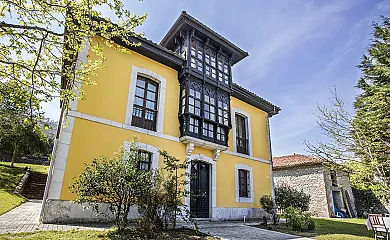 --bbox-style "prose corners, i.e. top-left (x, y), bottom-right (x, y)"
top-left (266, 113), bottom-right (275, 199)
